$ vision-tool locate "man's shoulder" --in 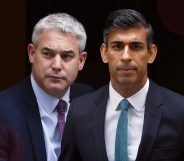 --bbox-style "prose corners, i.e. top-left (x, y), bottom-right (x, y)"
top-left (71, 84), bottom-right (109, 102)
top-left (0, 77), bottom-right (32, 100)
top-left (70, 82), bottom-right (95, 100)
top-left (150, 80), bottom-right (184, 97)
top-left (149, 79), bottom-right (184, 107)
top-left (71, 82), bottom-right (94, 91)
